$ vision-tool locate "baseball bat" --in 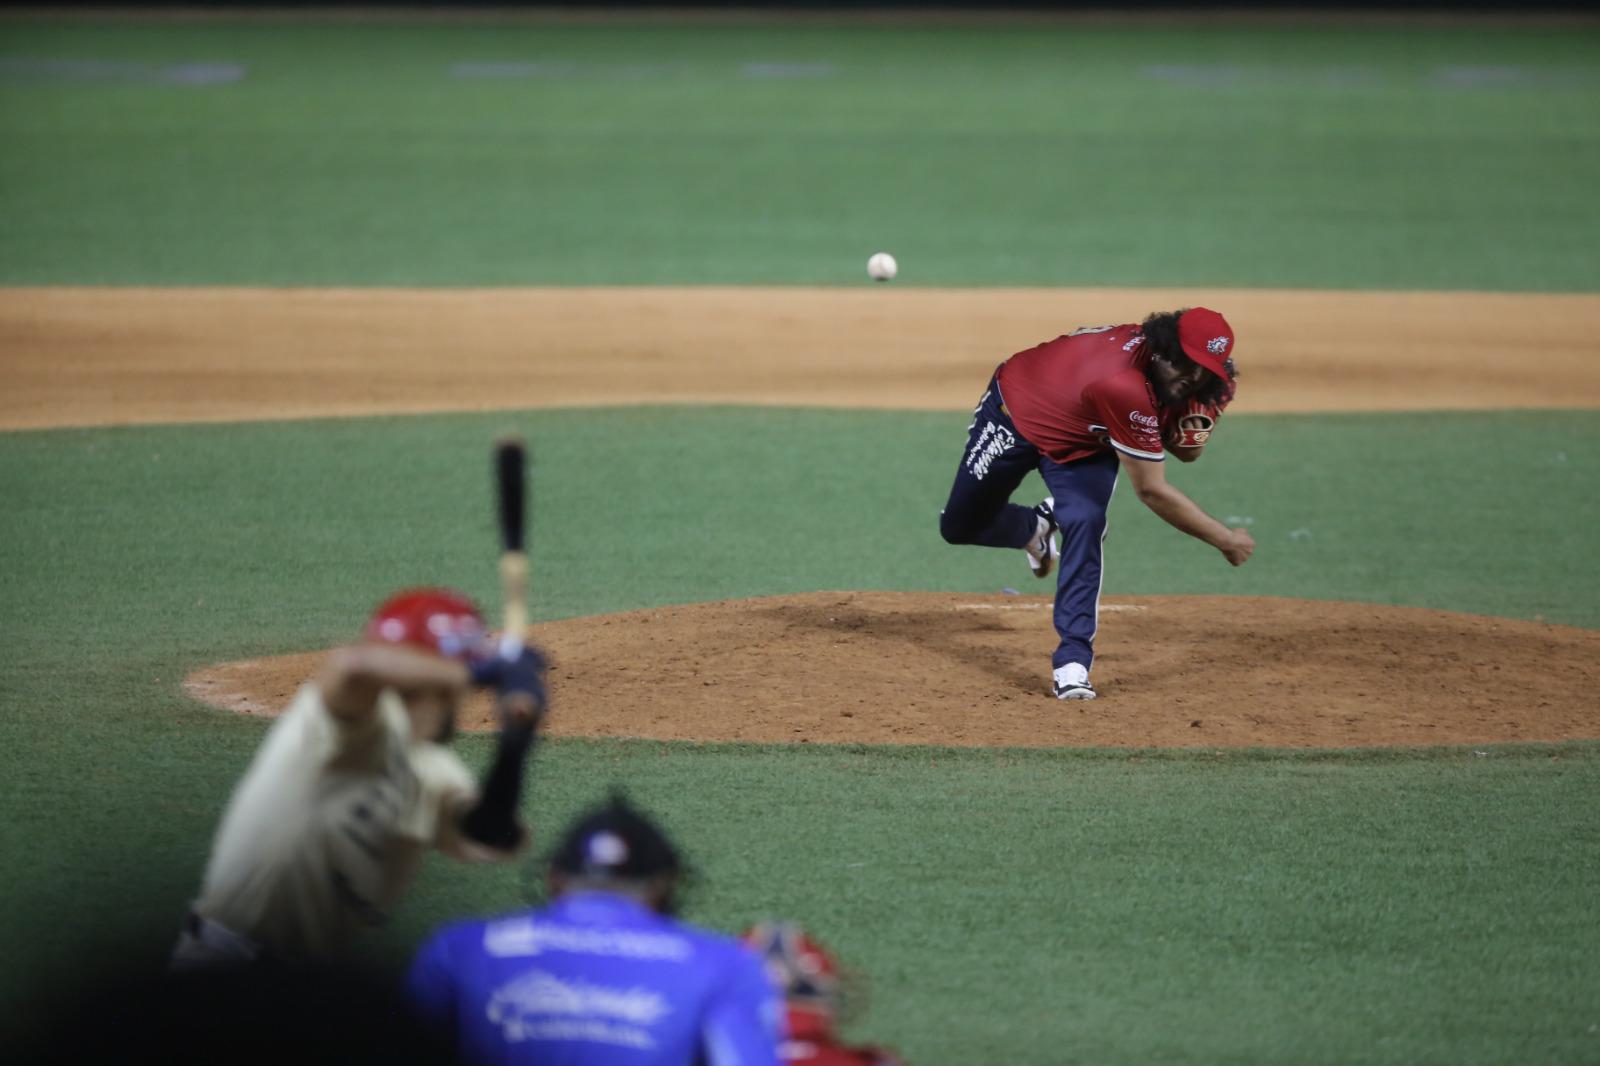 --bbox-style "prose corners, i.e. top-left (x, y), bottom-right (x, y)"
top-left (494, 435), bottom-right (529, 653)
